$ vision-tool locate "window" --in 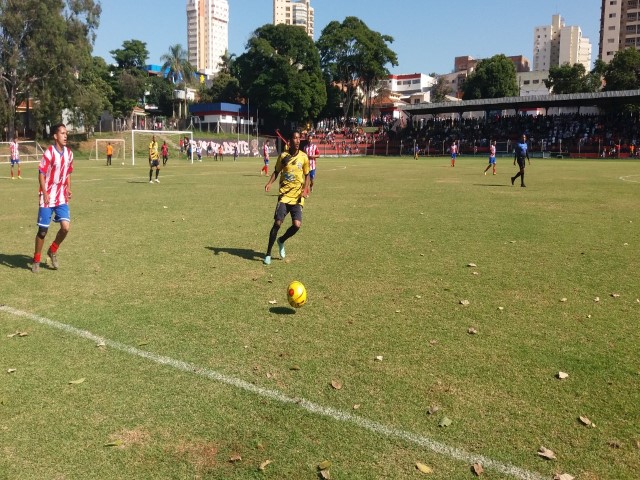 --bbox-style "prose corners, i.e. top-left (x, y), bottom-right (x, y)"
top-left (609, 25), bottom-right (616, 30)
top-left (533, 79), bottom-right (540, 84)
top-left (610, 13), bottom-right (617, 17)
top-left (523, 80), bottom-right (530, 85)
